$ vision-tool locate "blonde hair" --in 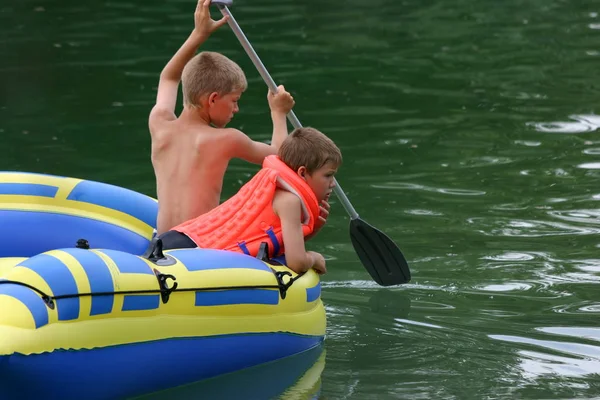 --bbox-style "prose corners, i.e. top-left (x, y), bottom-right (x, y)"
top-left (278, 127), bottom-right (342, 174)
top-left (181, 51), bottom-right (247, 108)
